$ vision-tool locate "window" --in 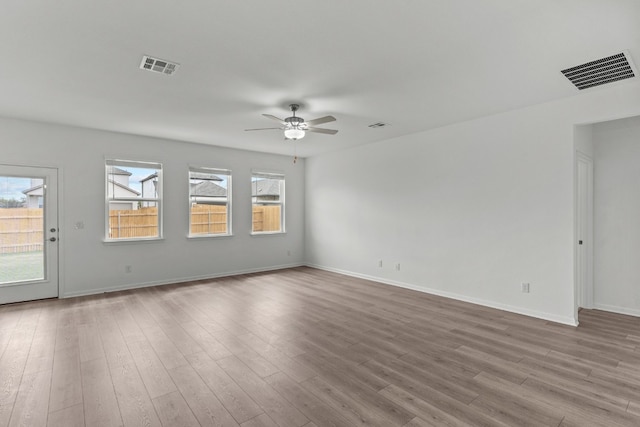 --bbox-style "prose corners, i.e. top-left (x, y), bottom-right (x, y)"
top-left (105, 159), bottom-right (162, 241)
top-left (189, 167), bottom-right (232, 236)
top-left (251, 171), bottom-right (284, 234)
